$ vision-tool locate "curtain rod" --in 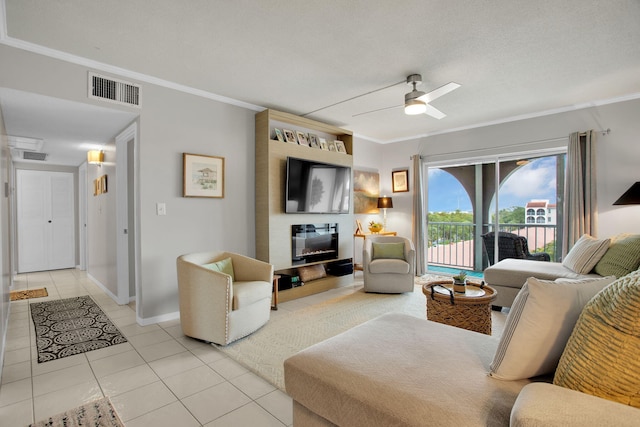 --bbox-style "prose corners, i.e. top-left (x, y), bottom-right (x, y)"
top-left (412, 128), bottom-right (611, 160)
top-left (580, 128), bottom-right (611, 136)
